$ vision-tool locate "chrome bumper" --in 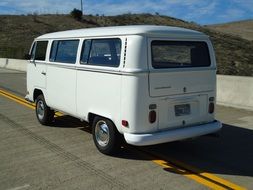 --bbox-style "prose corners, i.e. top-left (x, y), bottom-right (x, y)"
top-left (124, 121), bottom-right (222, 146)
